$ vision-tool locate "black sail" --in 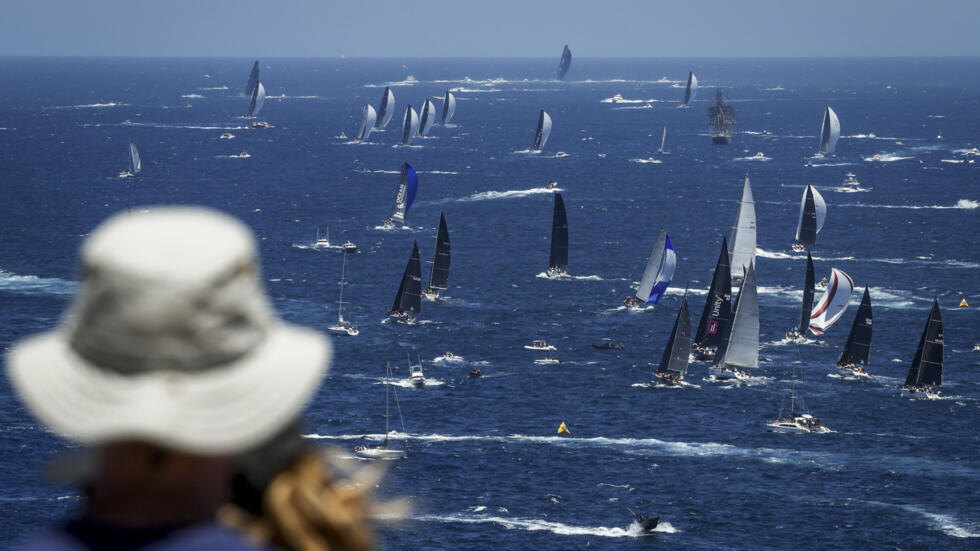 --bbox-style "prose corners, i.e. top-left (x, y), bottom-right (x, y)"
top-left (658, 297), bottom-right (692, 376)
top-left (427, 213), bottom-right (451, 291)
top-left (838, 287), bottom-right (873, 368)
top-left (401, 104), bottom-right (414, 143)
top-left (375, 86), bottom-right (393, 129)
top-left (549, 193), bottom-right (569, 270)
top-left (799, 251), bottom-right (815, 333)
top-left (391, 241), bottom-right (423, 316)
top-left (905, 299), bottom-right (943, 389)
top-left (798, 186), bottom-right (818, 246)
top-left (244, 61), bottom-right (259, 96)
top-left (694, 237), bottom-right (733, 348)
top-left (556, 45), bottom-right (572, 80)
top-left (682, 71), bottom-right (696, 106)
